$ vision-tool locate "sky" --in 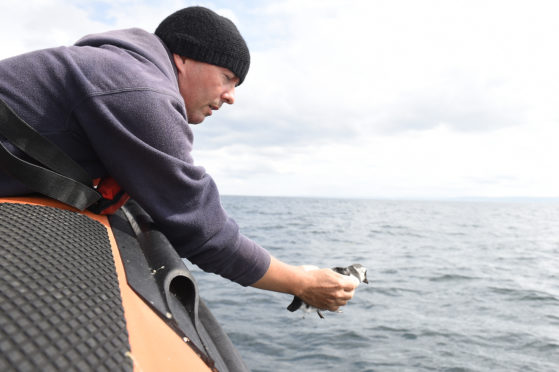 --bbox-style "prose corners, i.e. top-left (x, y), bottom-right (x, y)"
top-left (1, 0), bottom-right (558, 199)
